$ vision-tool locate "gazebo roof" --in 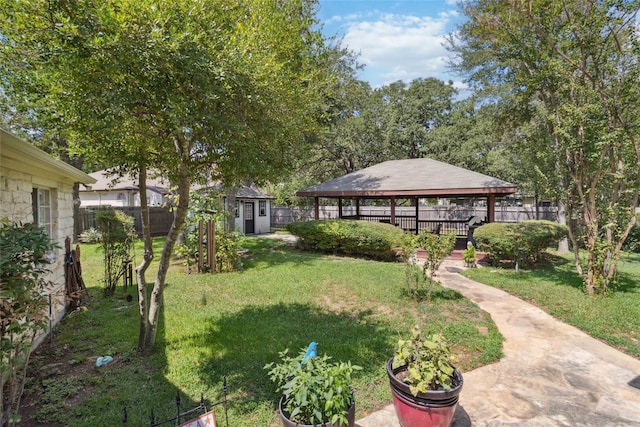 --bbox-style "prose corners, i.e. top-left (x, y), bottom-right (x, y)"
top-left (296, 158), bottom-right (517, 198)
